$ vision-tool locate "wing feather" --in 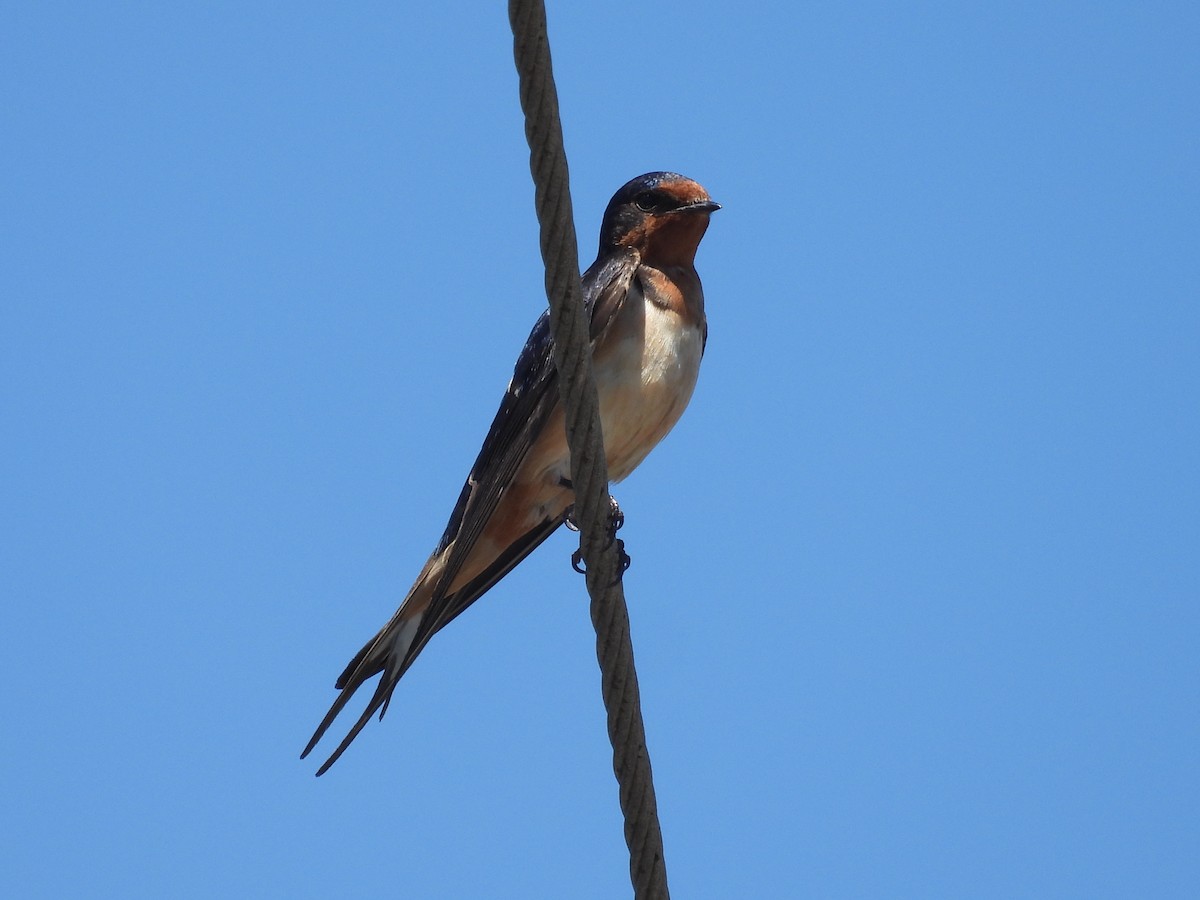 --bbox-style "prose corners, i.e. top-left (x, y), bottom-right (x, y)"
top-left (413, 248), bottom-right (640, 644)
top-left (303, 248), bottom-right (640, 773)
